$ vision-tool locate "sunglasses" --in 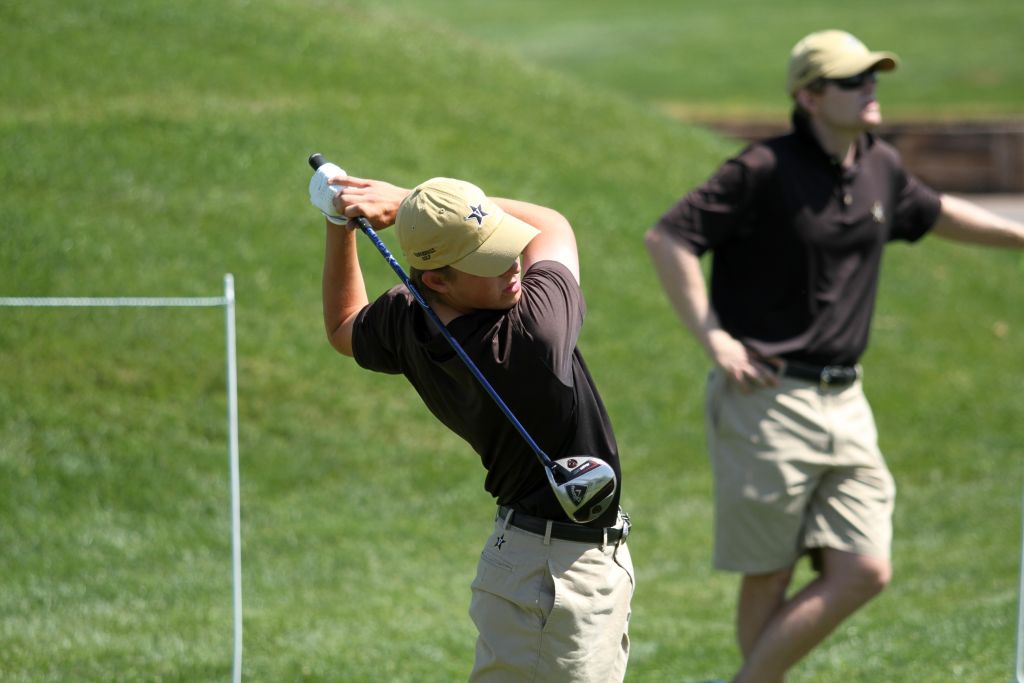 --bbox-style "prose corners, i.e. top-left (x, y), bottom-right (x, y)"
top-left (826, 70), bottom-right (877, 90)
